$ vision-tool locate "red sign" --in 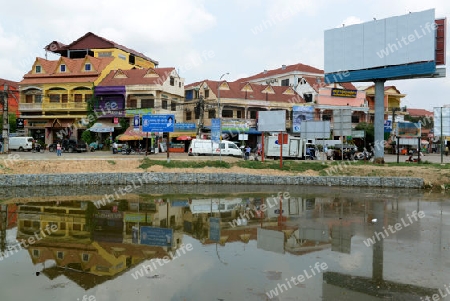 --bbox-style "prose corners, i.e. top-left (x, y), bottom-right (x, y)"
top-left (278, 133), bottom-right (288, 144)
top-left (114, 117), bottom-right (119, 124)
